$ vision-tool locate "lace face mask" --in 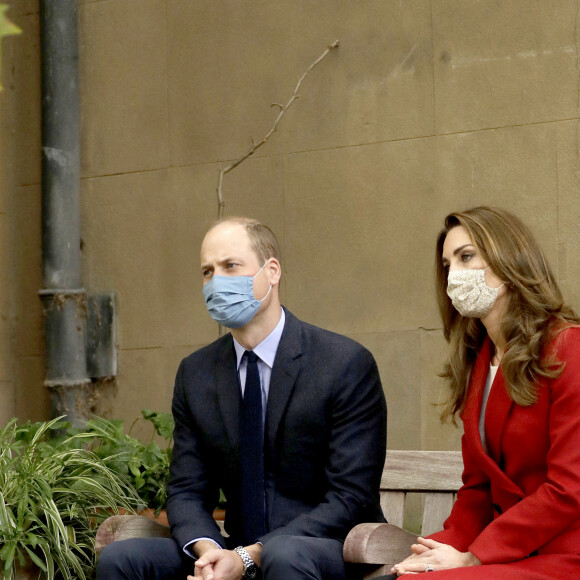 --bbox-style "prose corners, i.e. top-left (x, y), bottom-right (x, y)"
top-left (446, 267), bottom-right (504, 318)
